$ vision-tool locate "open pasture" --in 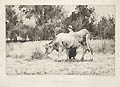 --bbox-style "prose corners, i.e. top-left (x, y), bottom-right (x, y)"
top-left (6, 40), bottom-right (115, 75)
